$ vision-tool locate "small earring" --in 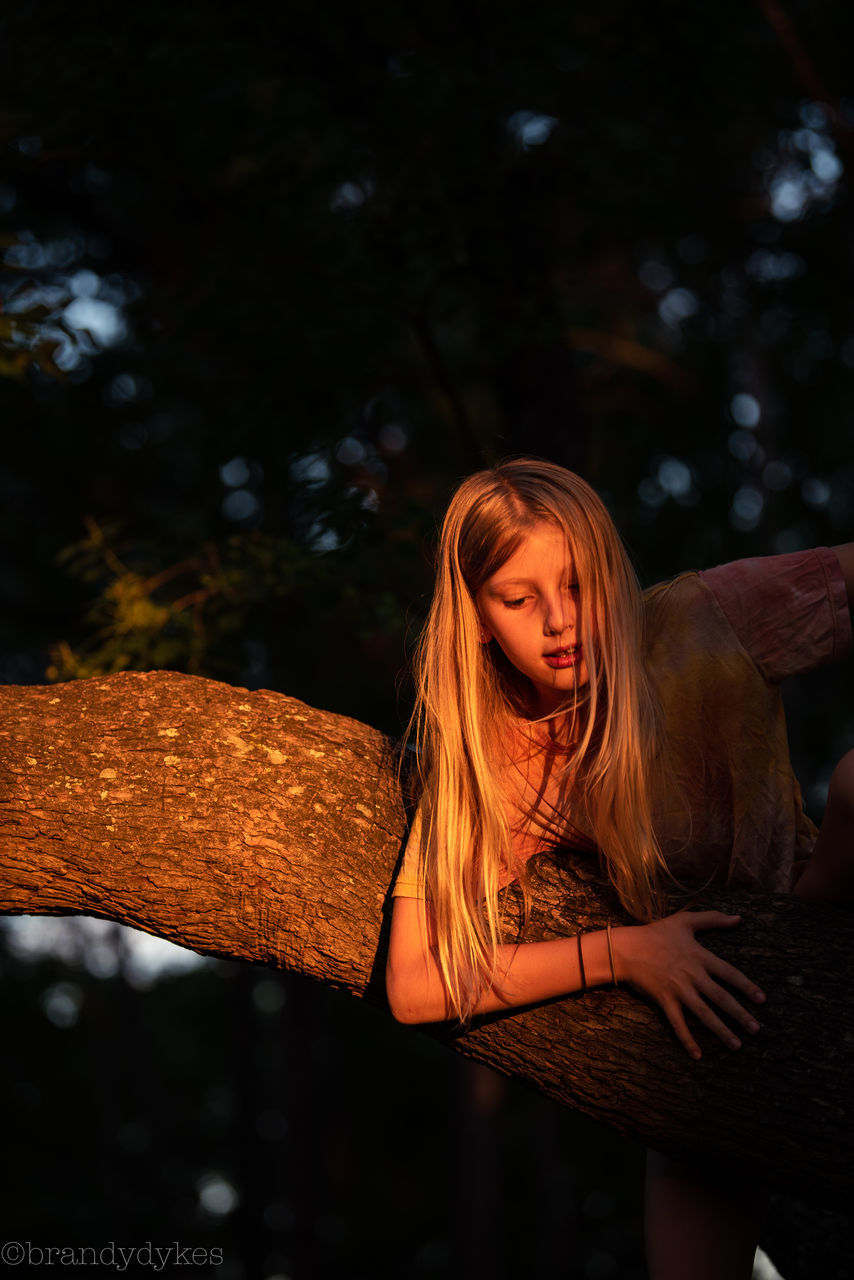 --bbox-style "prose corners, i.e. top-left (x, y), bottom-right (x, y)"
top-left (480, 629), bottom-right (489, 643)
